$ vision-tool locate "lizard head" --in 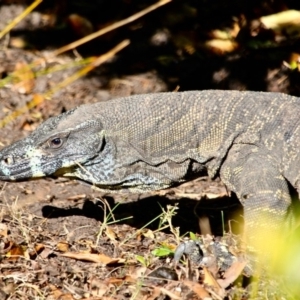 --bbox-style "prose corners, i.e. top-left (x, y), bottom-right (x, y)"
top-left (0, 95), bottom-right (196, 193)
top-left (0, 108), bottom-right (105, 182)
top-left (0, 104), bottom-right (171, 193)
